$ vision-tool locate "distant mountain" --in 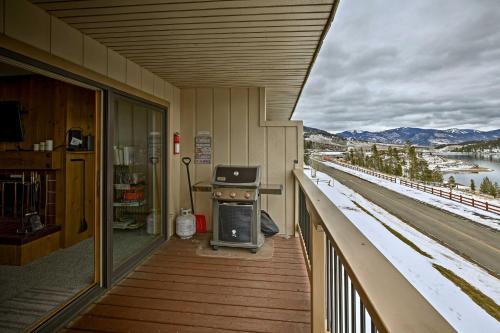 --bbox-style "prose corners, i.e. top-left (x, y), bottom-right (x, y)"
top-left (337, 127), bottom-right (500, 146)
top-left (304, 126), bottom-right (346, 145)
